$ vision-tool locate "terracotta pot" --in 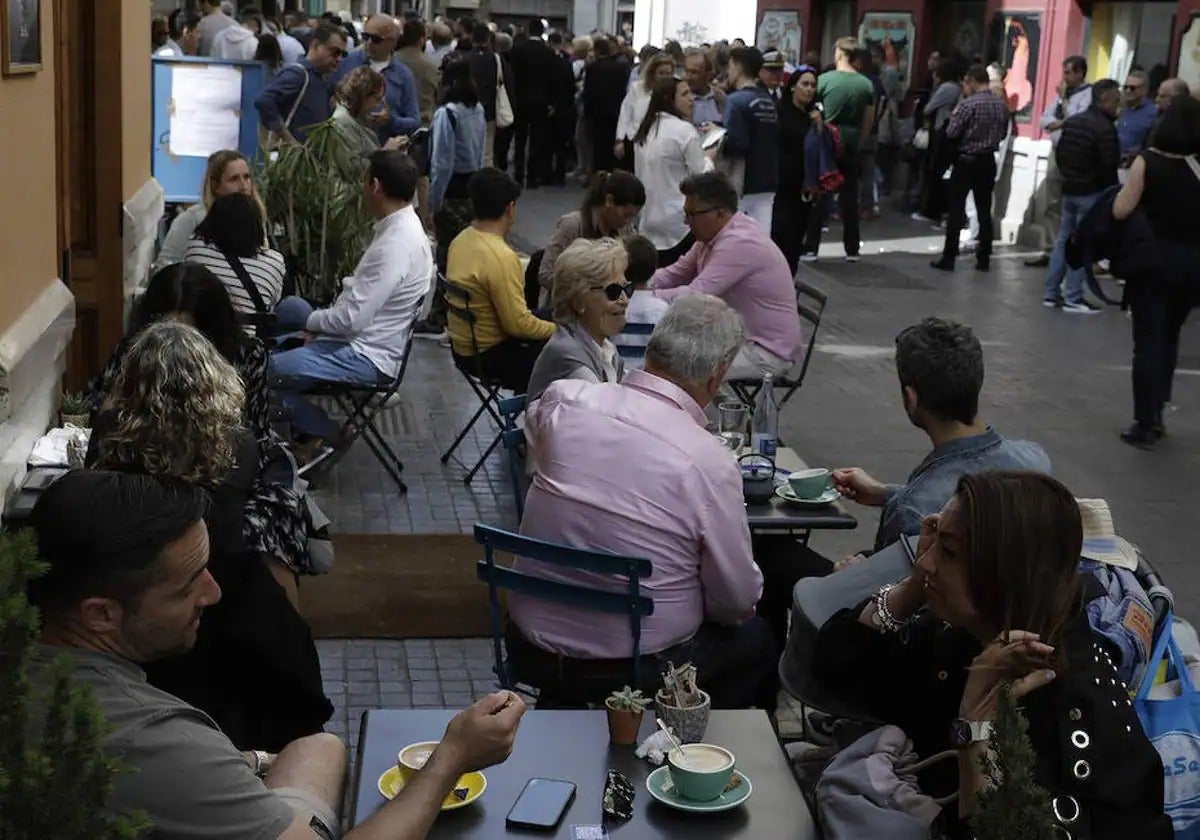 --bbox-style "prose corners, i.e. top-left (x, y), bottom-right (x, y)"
top-left (605, 701), bottom-right (644, 745)
top-left (655, 689), bottom-right (711, 744)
